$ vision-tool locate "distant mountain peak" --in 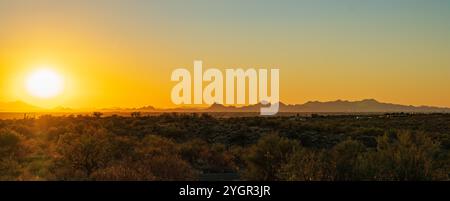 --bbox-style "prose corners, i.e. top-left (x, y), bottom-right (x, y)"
top-left (208, 103), bottom-right (235, 111)
top-left (360, 98), bottom-right (379, 103)
top-left (138, 105), bottom-right (156, 111)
